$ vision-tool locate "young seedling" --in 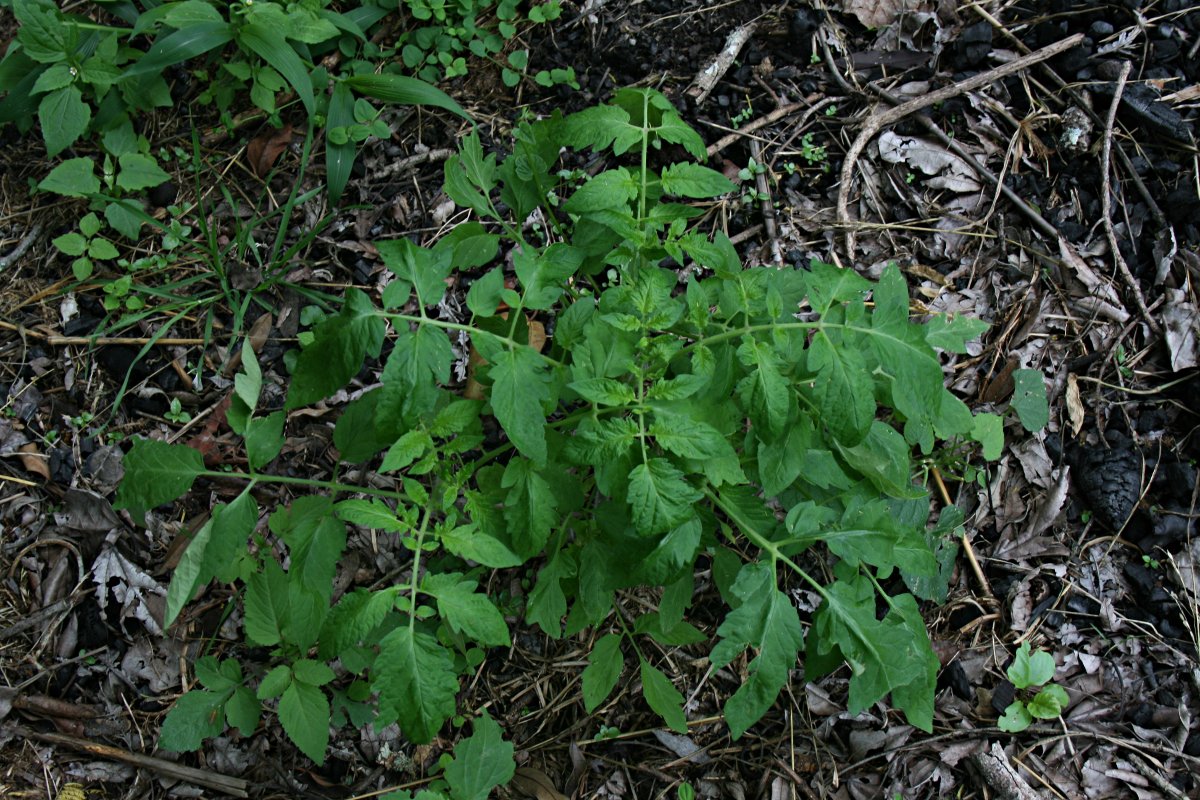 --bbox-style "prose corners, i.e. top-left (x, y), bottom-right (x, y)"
top-left (998, 642), bottom-right (1070, 732)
